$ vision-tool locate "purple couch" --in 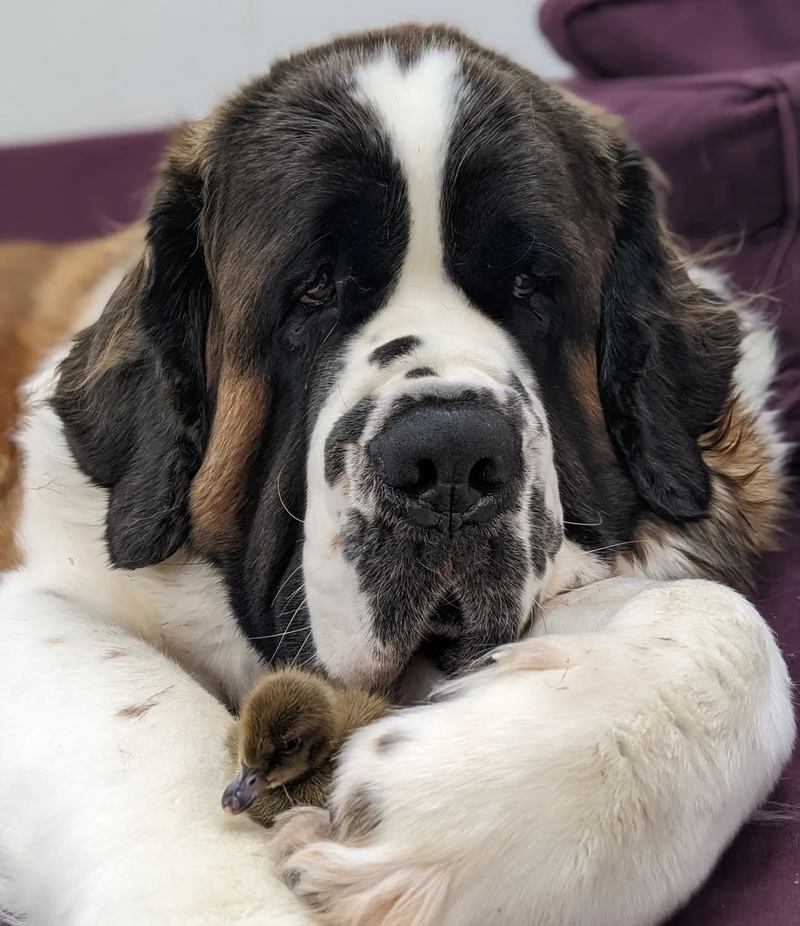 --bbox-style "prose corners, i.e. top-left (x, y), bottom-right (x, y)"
top-left (0, 4), bottom-right (798, 922)
top-left (0, 129), bottom-right (168, 244)
top-left (540, 1), bottom-right (800, 923)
